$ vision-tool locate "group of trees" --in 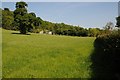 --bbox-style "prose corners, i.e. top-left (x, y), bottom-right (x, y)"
top-left (2, 2), bottom-right (42, 34)
top-left (48, 23), bottom-right (89, 36)
top-left (2, 8), bottom-right (14, 30)
top-left (1, 1), bottom-right (117, 37)
top-left (13, 2), bottom-right (42, 34)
